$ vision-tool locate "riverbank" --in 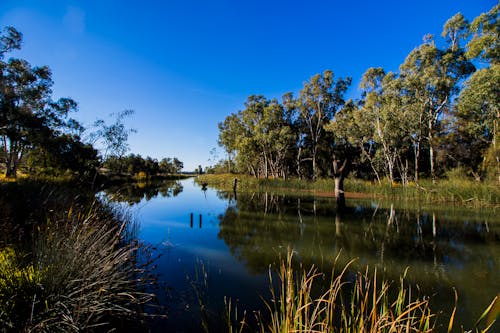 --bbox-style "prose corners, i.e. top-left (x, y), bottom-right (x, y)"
top-left (1, 176), bottom-right (499, 331)
top-left (196, 174), bottom-right (500, 207)
top-left (0, 179), bottom-right (159, 331)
